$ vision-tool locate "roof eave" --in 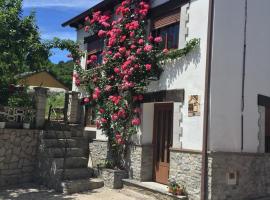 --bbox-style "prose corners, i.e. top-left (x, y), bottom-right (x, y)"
top-left (62, 0), bottom-right (118, 28)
